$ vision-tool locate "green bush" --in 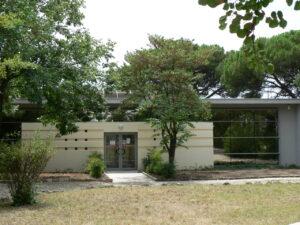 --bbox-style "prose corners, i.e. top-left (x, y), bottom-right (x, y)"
top-left (88, 158), bottom-right (105, 178)
top-left (86, 152), bottom-right (105, 178)
top-left (143, 148), bottom-right (163, 174)
top-left (160, 163), bottom-right (176, 178)
top-left (143, 149), bottom-right (176, 178)
top-left (88, 152), bottom-right (103, 161)
top-left (0, 133), bottom-right (54, 206)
